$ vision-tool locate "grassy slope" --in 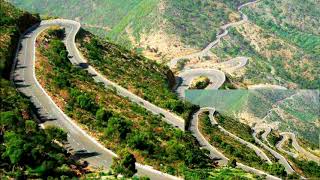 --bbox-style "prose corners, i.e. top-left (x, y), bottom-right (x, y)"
top-left (243, 0), bottom-right (320, 56)
top-left (9, 0), bottom-right (252, 49)
top-left (10, 0), bottom-right (145, 27)
top-left (76, 30), bottom-right (198, 123)
top-left (163, 0), bottom-right (254, 48)
top-left (108, 0), bottom-right (159, 46)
